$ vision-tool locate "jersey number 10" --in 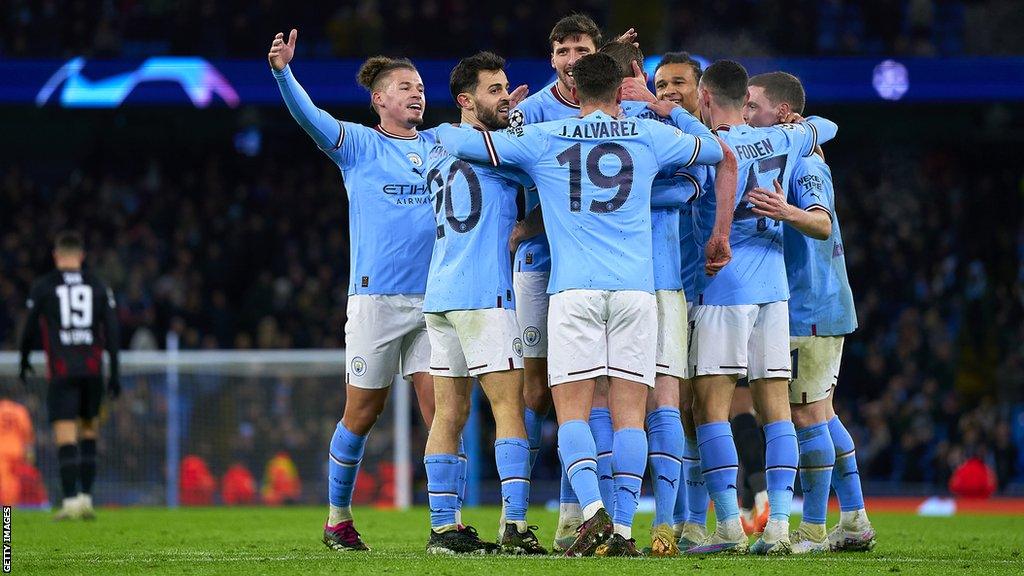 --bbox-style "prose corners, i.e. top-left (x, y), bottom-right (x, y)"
top-left (56, 285), bottom-right (93, 329)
